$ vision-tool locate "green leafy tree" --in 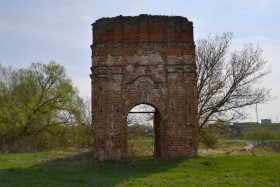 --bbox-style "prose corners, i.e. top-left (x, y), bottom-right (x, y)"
top-left (0, 61), bottom-right (82, 152)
